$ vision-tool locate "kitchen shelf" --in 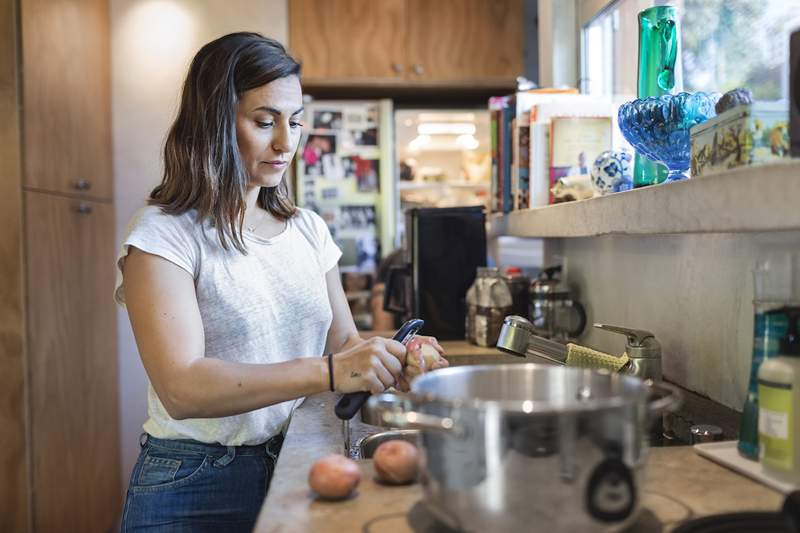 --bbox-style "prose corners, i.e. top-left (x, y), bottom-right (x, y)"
top-left (487, 161), bottom-right (800, 239)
